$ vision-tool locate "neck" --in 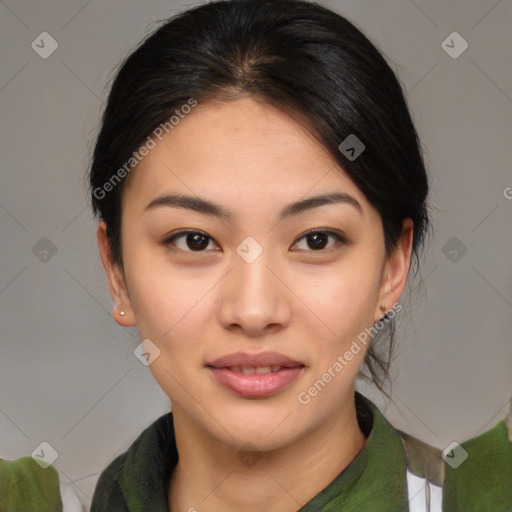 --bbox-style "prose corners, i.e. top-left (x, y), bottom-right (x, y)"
top-left (168, 391), bottom-right (367, 512)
